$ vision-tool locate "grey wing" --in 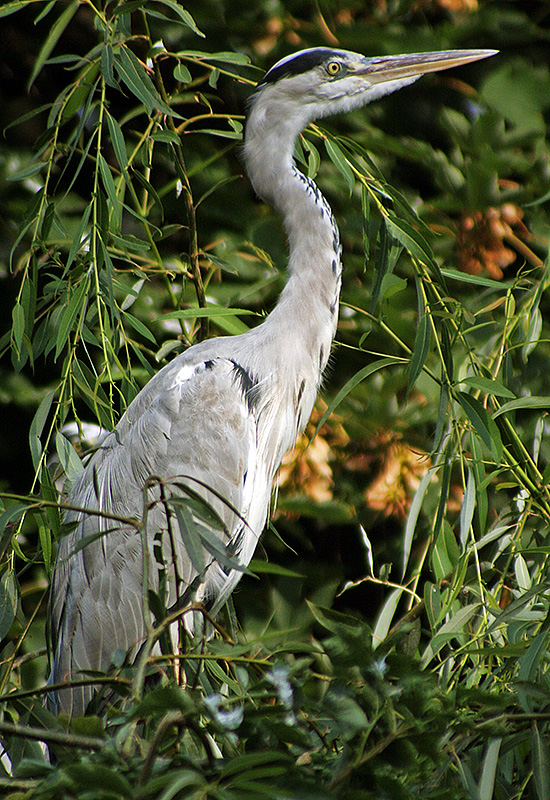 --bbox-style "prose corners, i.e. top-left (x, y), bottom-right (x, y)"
top-left (48, 355), bottom-right (265, 716)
